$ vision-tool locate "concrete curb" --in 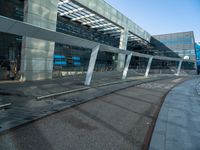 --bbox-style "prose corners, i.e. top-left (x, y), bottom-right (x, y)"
top-left (195, 81), bottom-right (200, 95)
